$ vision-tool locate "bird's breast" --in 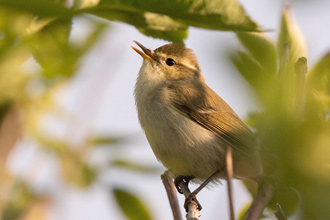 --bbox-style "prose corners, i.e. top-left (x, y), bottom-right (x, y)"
top-left (135, 87), bottom-right (227, 180)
